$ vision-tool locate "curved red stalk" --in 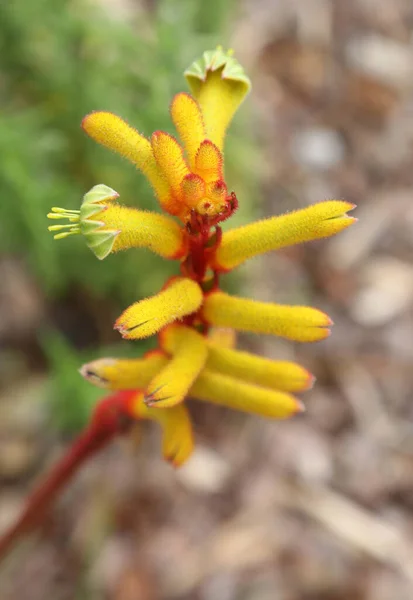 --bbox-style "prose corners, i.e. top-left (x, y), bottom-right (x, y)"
top-left (0, 390), bottom-right (136, 562)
